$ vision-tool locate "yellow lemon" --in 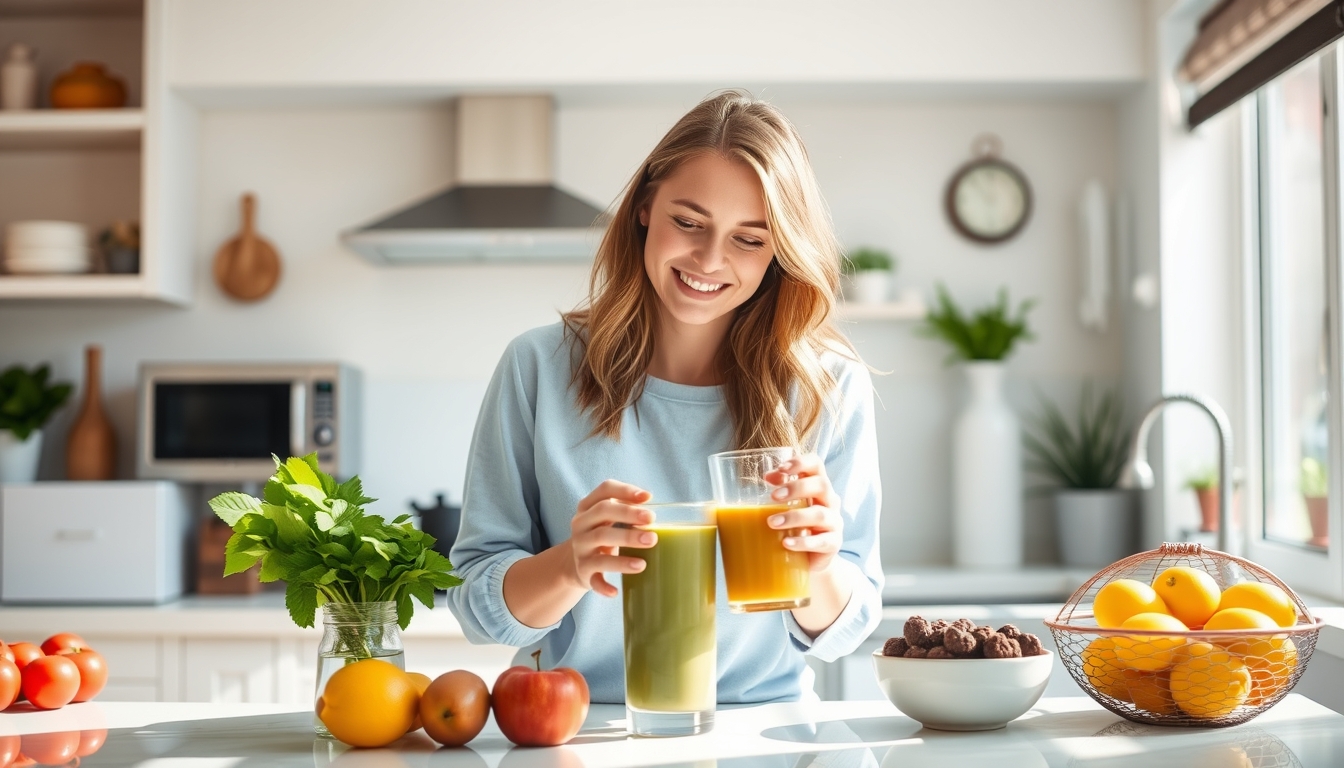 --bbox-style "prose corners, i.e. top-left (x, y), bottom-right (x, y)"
top-left (1113, 612), bottom-right (1189, 671)
top-left (1123, 669), bottom-right (1176, 716)
top-left (1152, 566), bottom-right (1222, 629)
top-left (1217, 582), bottom-right (1298, 628)
top-left (1093, 579), bottom-right (1170, 629)
top-left (1203, 607), bottom-right (1287, 658)
top-left (1170, 641), bottom-right (1251, 719)
top-left (317, 659), bottom-right (418, 748)
top-left (405, 671), bottom-right (433, 733)
top-left (1082, 637), bottom-right (1130, 701)
top-left (1245, 638), bottom-right (1298, 706)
